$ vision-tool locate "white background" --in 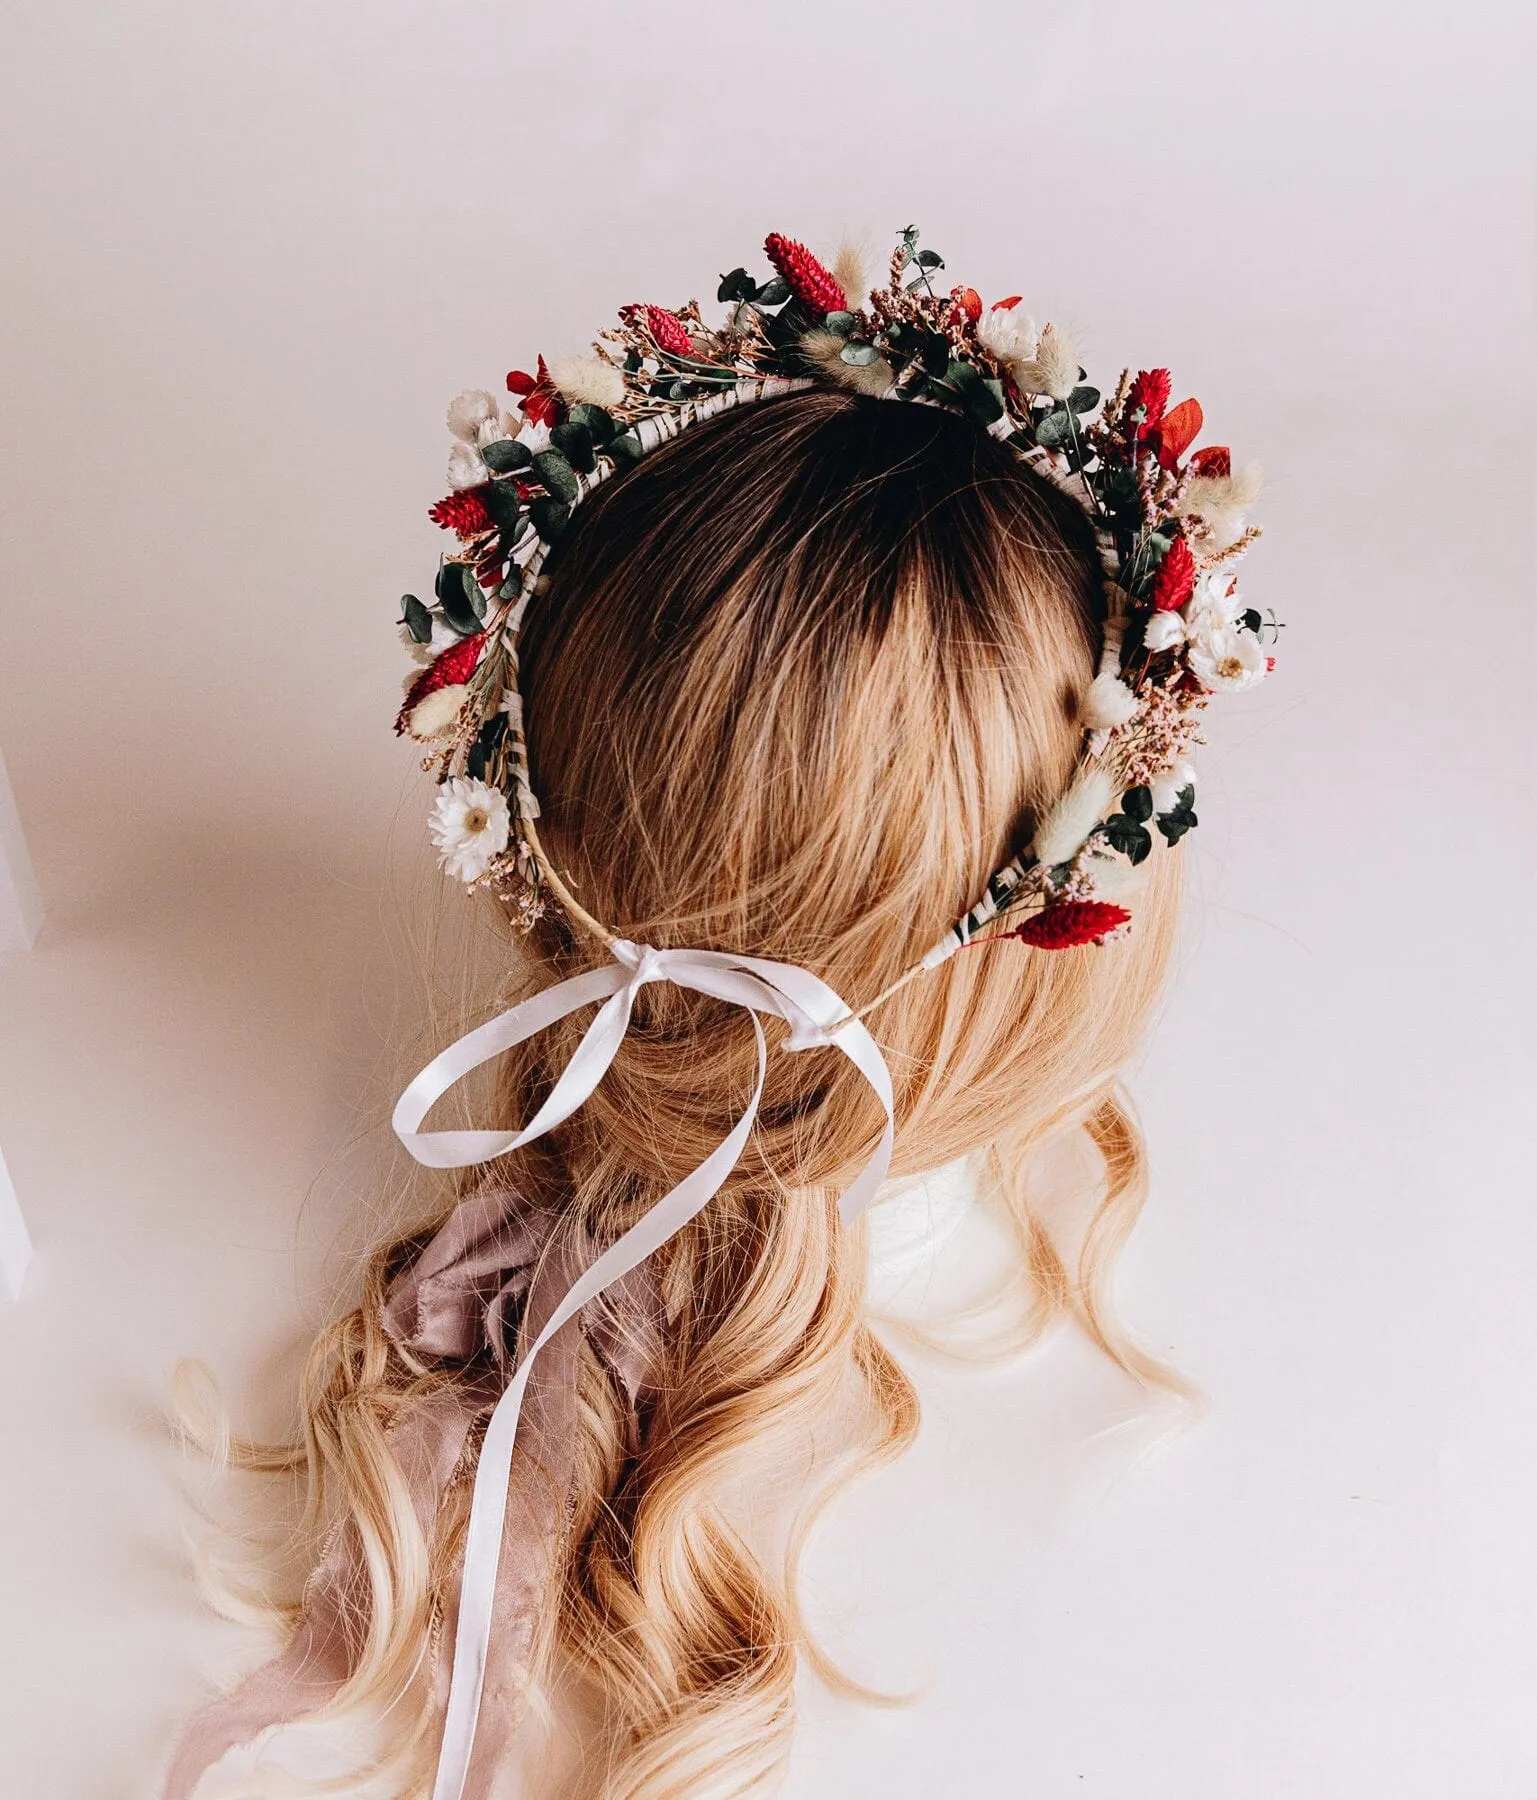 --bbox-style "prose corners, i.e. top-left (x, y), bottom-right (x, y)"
top-left (1, 3), bottom-right (1534, 1796)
